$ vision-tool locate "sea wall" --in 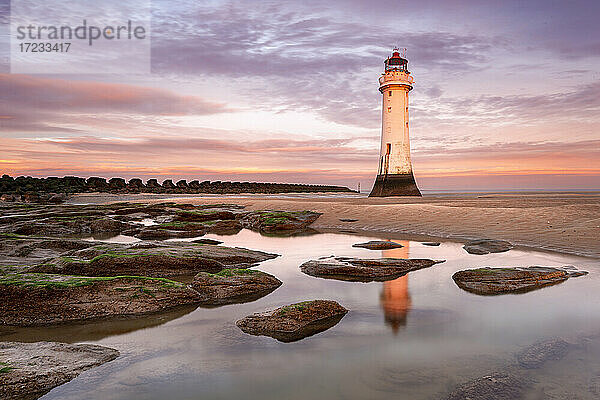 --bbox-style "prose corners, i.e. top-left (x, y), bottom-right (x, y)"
top-left (0, 174), bottom-right (354, 202)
